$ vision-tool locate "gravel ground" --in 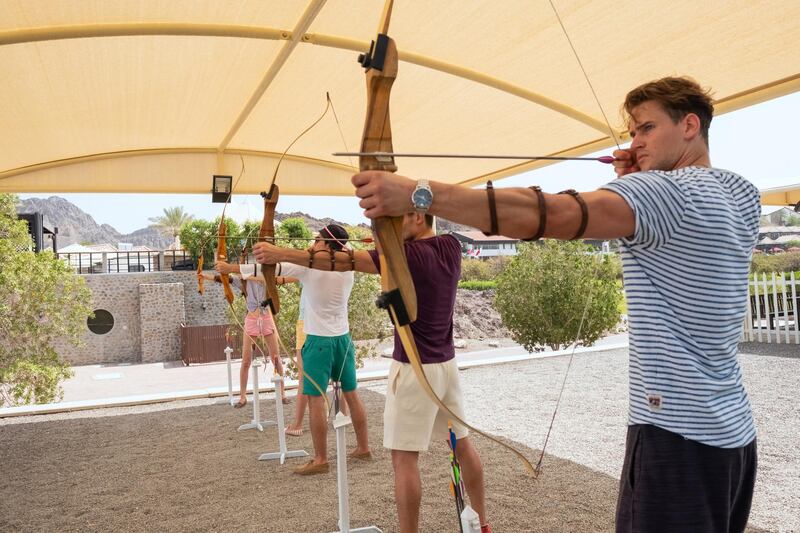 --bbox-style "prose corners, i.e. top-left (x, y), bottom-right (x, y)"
top-left (1, 345), bottom-right (795, 532)
top-left (430, 346), bottom-right (797, 533)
